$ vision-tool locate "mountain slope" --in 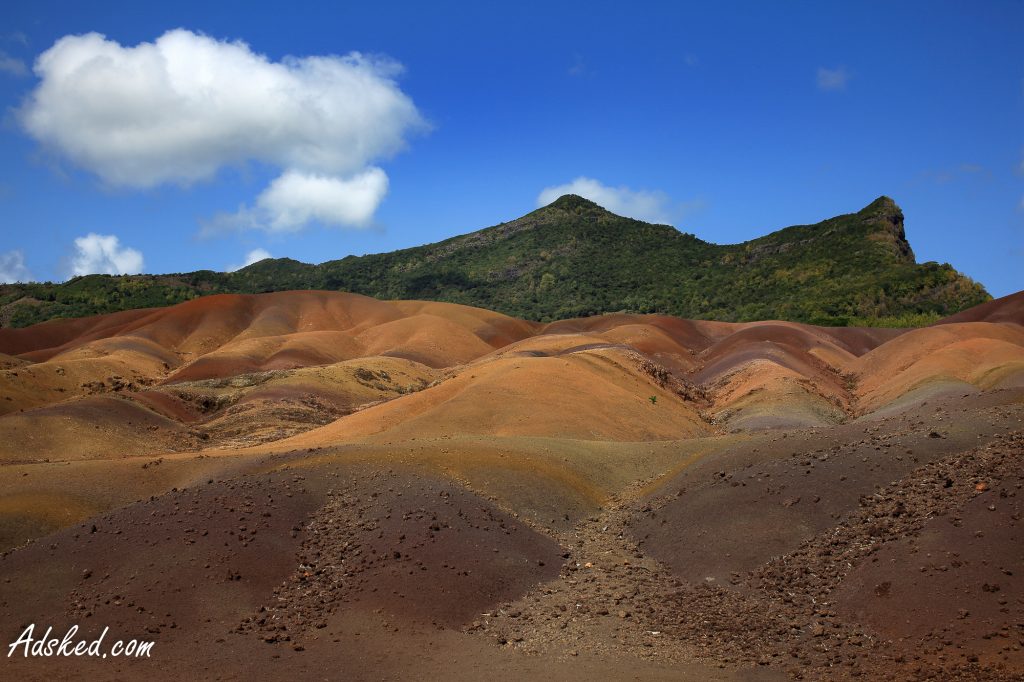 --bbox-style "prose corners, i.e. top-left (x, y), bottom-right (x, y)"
top-left (0, 195), bottom-right (989, 327)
